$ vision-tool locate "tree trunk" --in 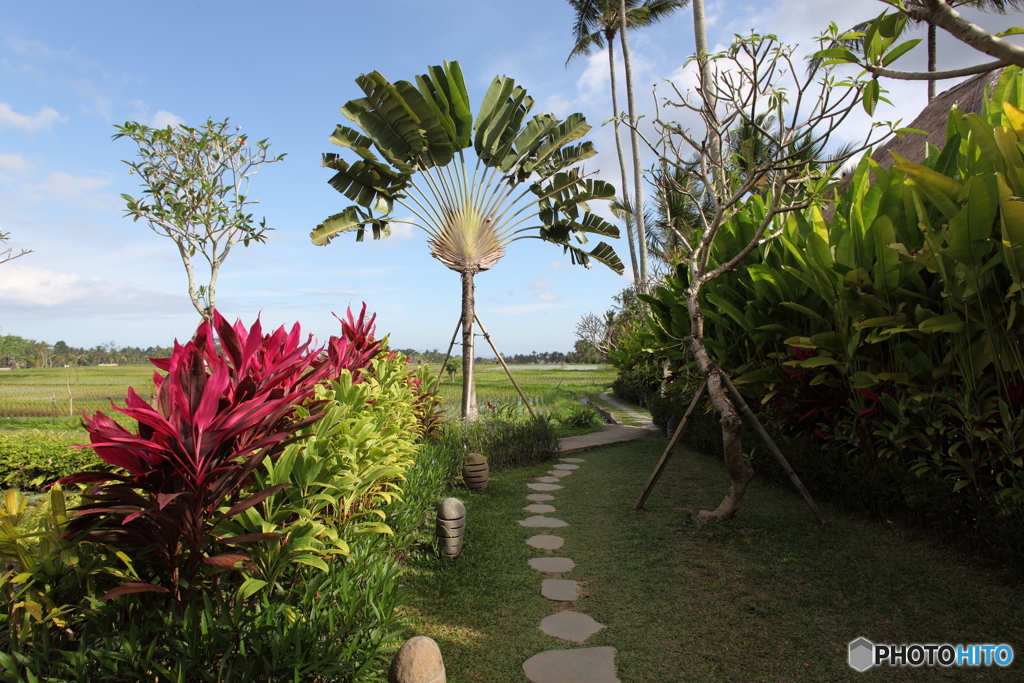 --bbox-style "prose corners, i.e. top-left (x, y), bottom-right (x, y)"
top-left (692, 0), bottom-right (720, 185)
top-left (685, 289), bottom-right (754, 520)
top-left (928, 22), bottom-right (937, 102)
top-left (619, 0), bottom-right (648, 293)
top-left (608, 34), bottom-right (639, 284)
top-left (460, 269), bottom-right (478, 424)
